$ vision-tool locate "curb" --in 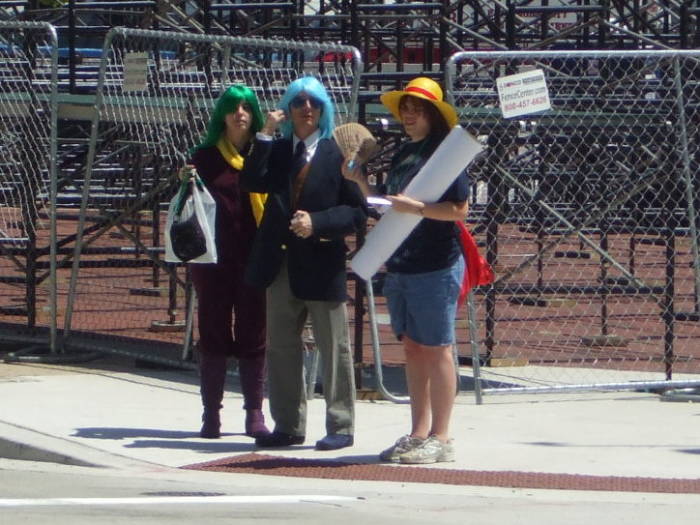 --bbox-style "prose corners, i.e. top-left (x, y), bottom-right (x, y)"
top-left (0, 420), bottom-right (162, 471)
top-left (0, 435), bottom-right (97, 467)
